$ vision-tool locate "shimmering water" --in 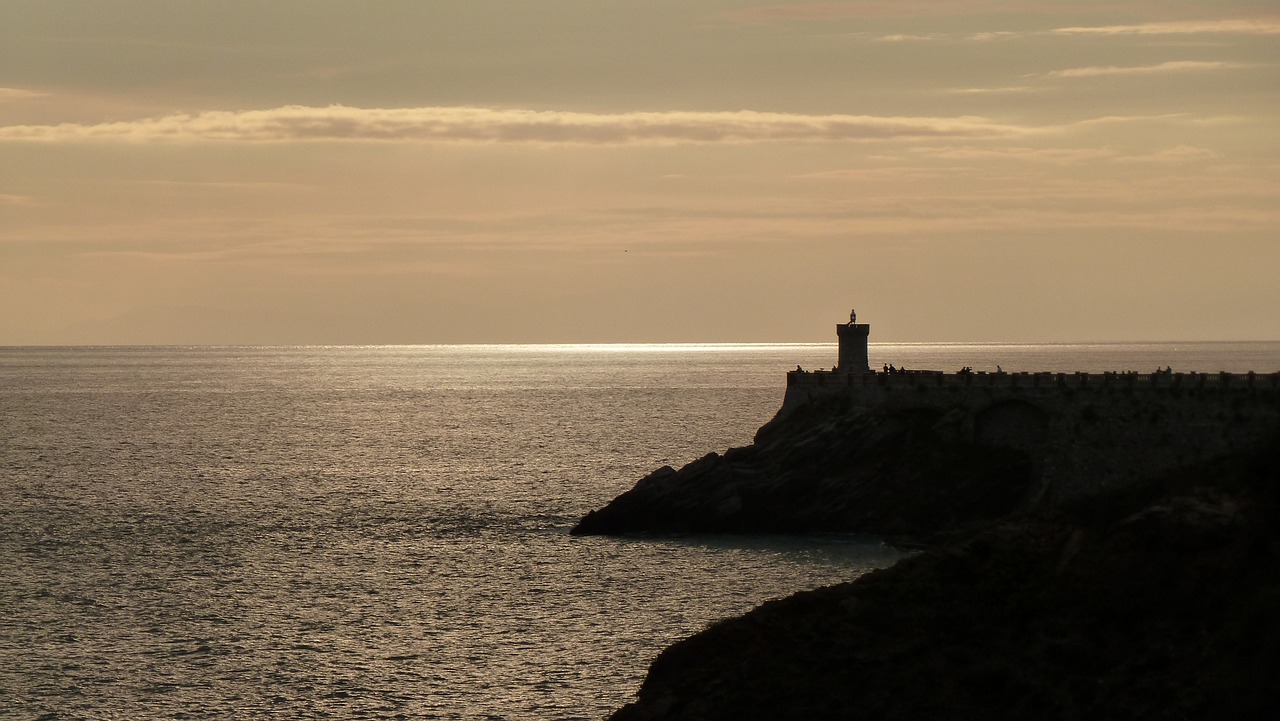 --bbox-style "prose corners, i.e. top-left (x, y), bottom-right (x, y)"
top-left (2, 342), bottom-right (1277, 719)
